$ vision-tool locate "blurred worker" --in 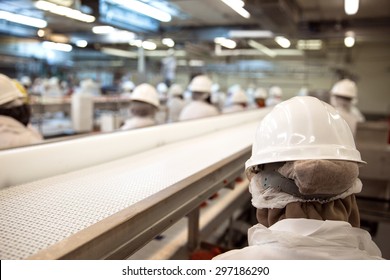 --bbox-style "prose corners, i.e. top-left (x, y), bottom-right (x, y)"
top-left (179, 75), bottom-right (219, 121)
top-left (265, 85), bottom-right (283, 107)
top-left (253, 87), bottom-right (267, 108)
top-left (0, 73), bottom-right (43, 149)
top-left (222, 88), bottom-right (248, 113)
top-left (210, 83), bottom-right (226, 110)
top-left (166, 83), bottom-right (185, 123)
top-left (214, 96), bottom-right (382, 260)
top-left (121, 83), bottom-right (160, 130)
top-left (120, 80), bottom-right (135, 98)
top-left (330, 79), bottom-right (365, 136)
